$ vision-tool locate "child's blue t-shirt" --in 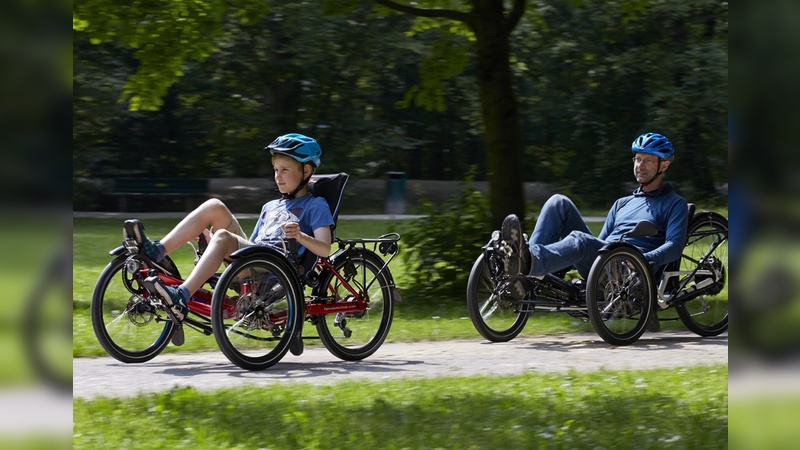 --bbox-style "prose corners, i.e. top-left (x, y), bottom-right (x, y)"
top-left (250, 193), bottom-right (334, 256)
